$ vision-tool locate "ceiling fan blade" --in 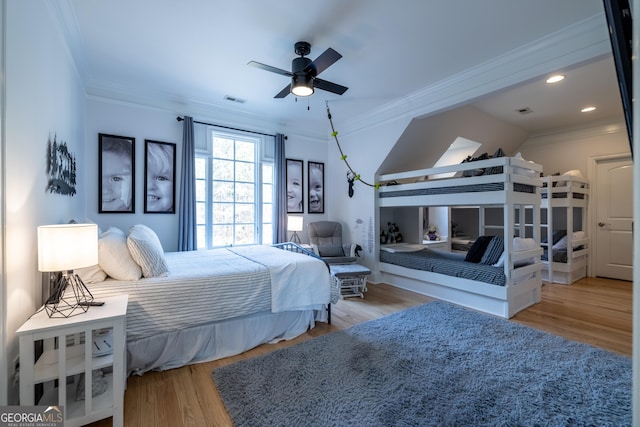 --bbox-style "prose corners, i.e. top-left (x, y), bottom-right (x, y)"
top-left (304, 48), bottom-right (342, 76)
top-left (247, 61), bottom-right (292, 77)
top-left (313, 78), bottom-right (348, 95)
top-left (274, 84), bottom-right (291, 98)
